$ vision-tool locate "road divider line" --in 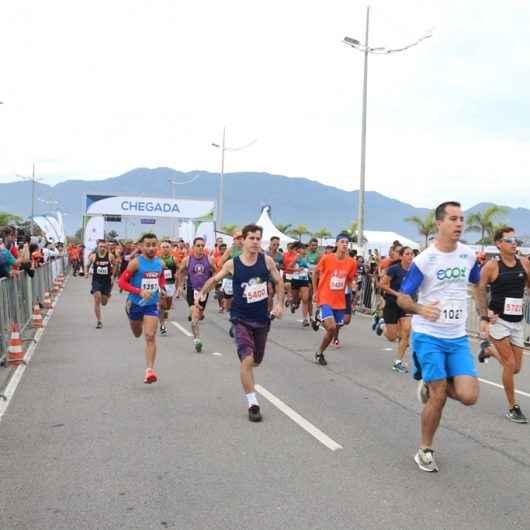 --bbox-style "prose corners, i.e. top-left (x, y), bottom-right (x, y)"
top-left (255, 384), bottom-right (343, 451)
top-left (171, 321), bottom-right (193, 337)
top-left (212, 352), bottom-right (223, 356)
top-left (479, 378), bottom-right (530, 398)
